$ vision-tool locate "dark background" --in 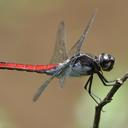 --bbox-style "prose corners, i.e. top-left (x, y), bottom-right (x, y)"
top-left (0, 0), bottom-right (128, 128)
